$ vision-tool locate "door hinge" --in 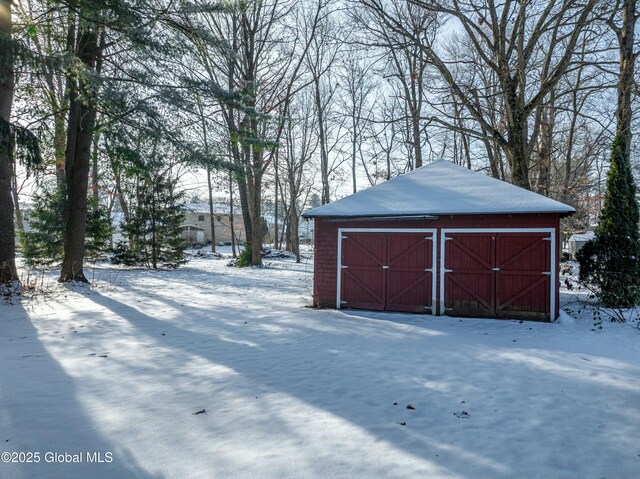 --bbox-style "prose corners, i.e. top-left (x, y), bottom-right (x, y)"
top-left (492, 267), bottom-right (500, 271)
top-left (341, 300), bottom-right (347, 304)
top-left (543, 237), bottom-right (552, 241)
top-left (444, 236), bottom-right (453, 241)
top-left (424, 268), bottom-right (432, 272)
top-left (444, 268), bottom-right (453, 273)
top-left (342, 236), bottom-right (349, 240)
top-left (425, 236), bottom-right (433, 240)
top-left (382, 265), bottom-right (390, 269)
top-left (542, 272), bottom-right (551, 276)
top-left (341, 265), bottom-right (348, 269)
